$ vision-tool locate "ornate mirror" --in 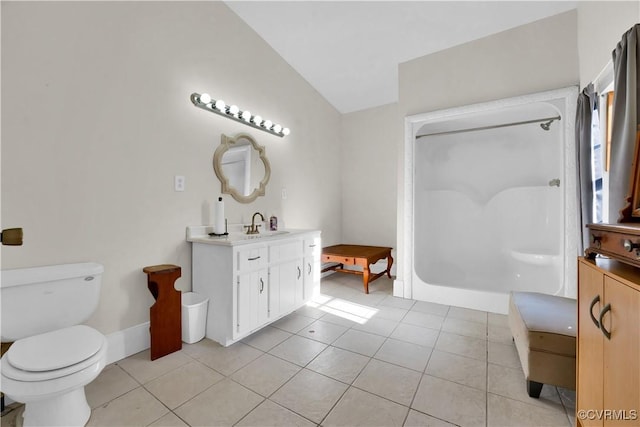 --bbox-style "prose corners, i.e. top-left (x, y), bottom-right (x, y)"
top-left (213, 133), bottom-right (271, 203)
